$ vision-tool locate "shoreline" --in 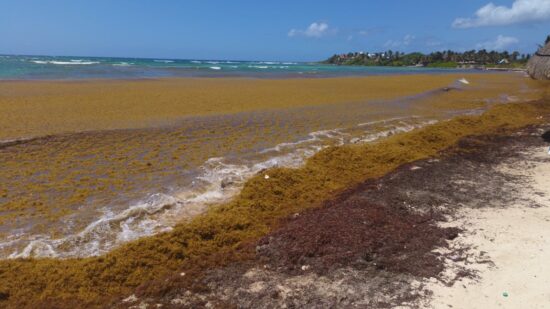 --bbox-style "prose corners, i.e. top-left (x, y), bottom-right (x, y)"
top-left (0, 73), bottom-right (543, 259)
top-left (0, 97), bottom-right (549, 307)
top-left (125, 124), bottom-right (550, 308)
